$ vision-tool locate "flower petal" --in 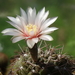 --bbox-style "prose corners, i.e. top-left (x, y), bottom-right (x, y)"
top-left (7, 21), bottom-right (22, 31)
top-left (41, 11), bottom-right (49, 22)
top-left (20, 8), bottom-right (27, 23)
top-left (27, 39), bottom-right (35, 48)
top-left (27, 7), bottom-right (33, 24)
top-left (40, 27), bottom-right (58, 34)
top-left (35, 7), bottom-right (45, 27)
top-left (12, 36), bottom-right (24, 43)
top-left (40, 17), bottom-right (58, 30)
top-left (7, 17), bottom-right (17, 23)
top-left (17, 16), bottom-right (27, 29)
top-left (32, 38), bottom-right (39, 43)
top-left (31, 8), bottom-right (36, 24)
top-left (37, 7), bottom-right (45, 19)
top-left (39, 35), bottom-right (53, 41)
top-left (27, 7), bottom-right (36, 24)
top-left (7, 16), bottom-right (21, 26)
top-left (7, 16), bottom-right (24, 31)
top-left (1, 28), bottom-right (22, 36)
